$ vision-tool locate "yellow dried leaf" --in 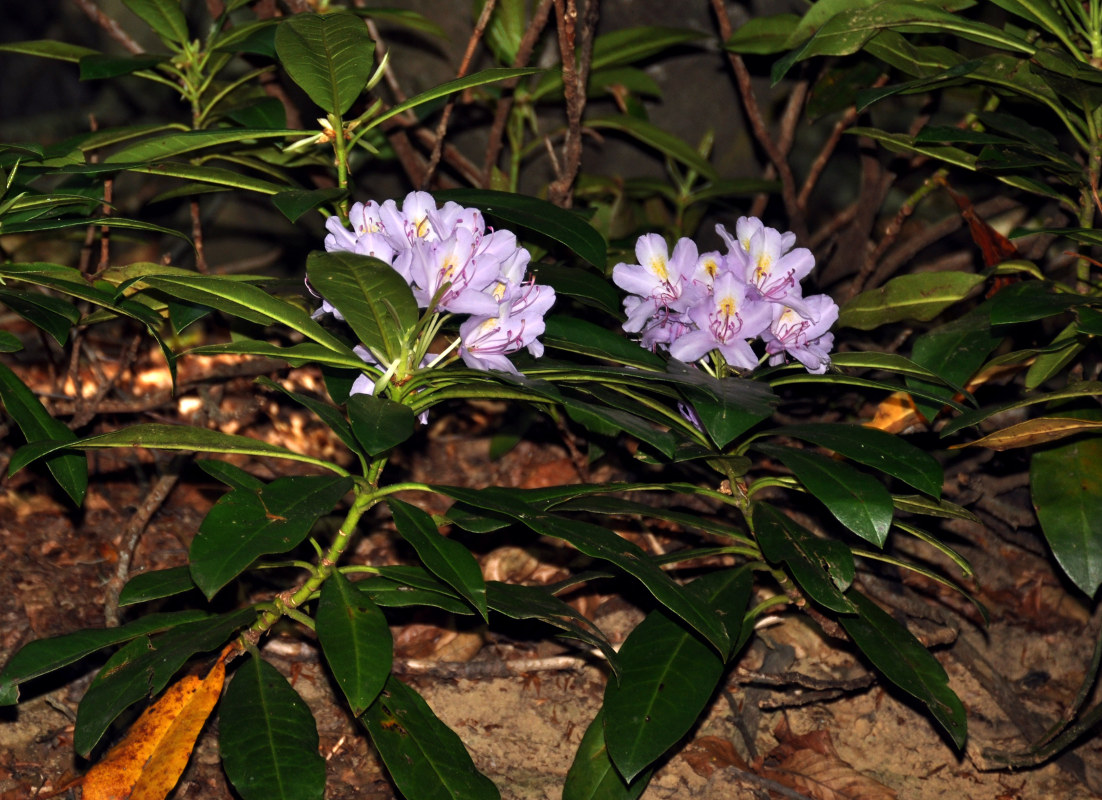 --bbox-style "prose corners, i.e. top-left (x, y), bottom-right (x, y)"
top-left (82, 657), bottom-right (226, 800)
top-left (949, 416), bottom-right (1102, 451)
top-left (864, 391), bottom-right (924, 434)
